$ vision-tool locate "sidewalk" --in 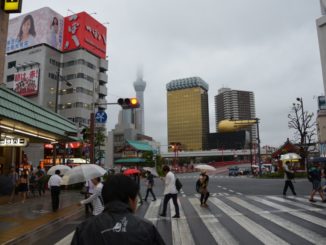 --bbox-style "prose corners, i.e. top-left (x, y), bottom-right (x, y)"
top-left (0, 190), bottom-right (83, 244)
